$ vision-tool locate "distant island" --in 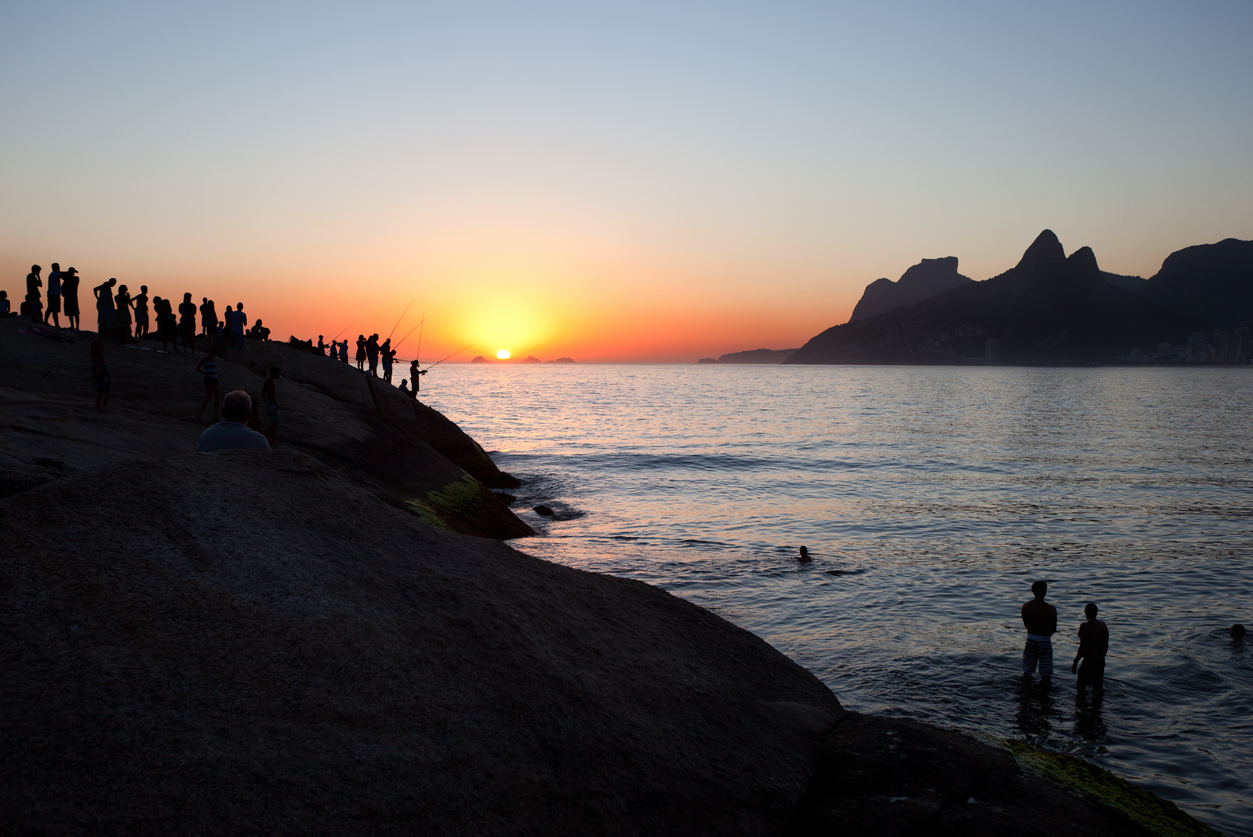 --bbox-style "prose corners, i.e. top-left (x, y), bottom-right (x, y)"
top-left (696, 348), bottom-right (799, 364)
top-left (787, 230), bottom-right (1253, 366)
top-left (470, 355), bottom-right (576, 364)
